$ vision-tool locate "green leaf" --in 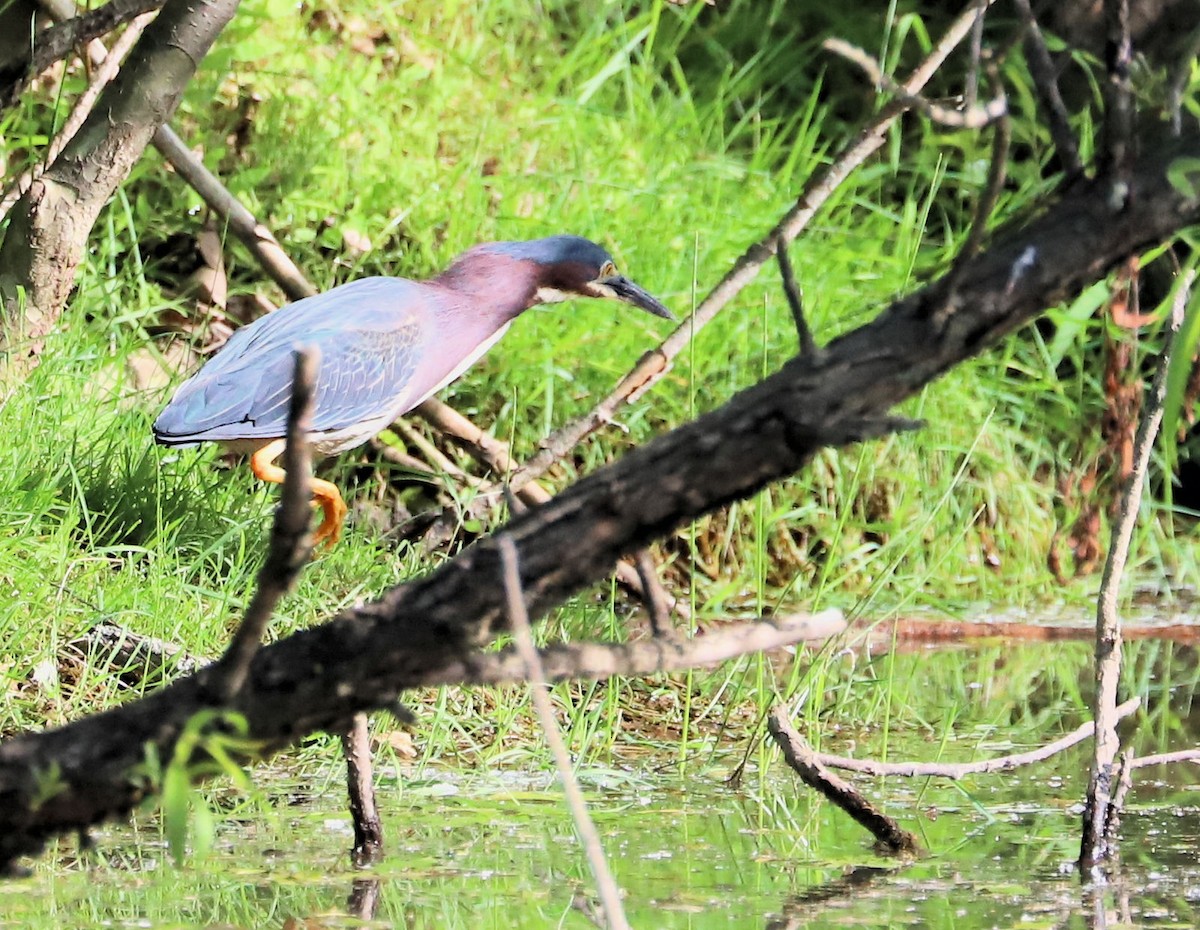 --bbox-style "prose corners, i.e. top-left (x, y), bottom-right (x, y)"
top-left (1167, 157), bottom-right (1200, 200)
top-left (1046, 280), bottom-right (1109, 367)
top-left (162, 764), bottom-right (191, 866)
top-left (190, 797), bottom-right (216, 862)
